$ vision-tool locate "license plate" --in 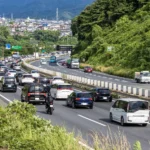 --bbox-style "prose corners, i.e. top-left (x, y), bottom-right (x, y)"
top-left (8, 85), bottom-right (11, 87)
top-left (103, 97), bottom-right (107, 99)
top-left (50, 105), bottom-right (53, 107)
top-left (35, 98), bottom-right (39, 100)
top-left (81, 103), bottom-right (87, 105)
